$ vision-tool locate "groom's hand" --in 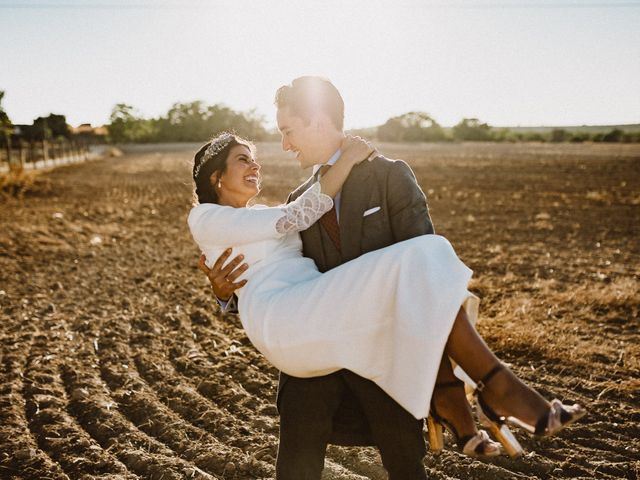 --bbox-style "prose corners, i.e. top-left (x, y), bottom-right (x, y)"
top-left (198, 249), bottom-right (248, 301)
